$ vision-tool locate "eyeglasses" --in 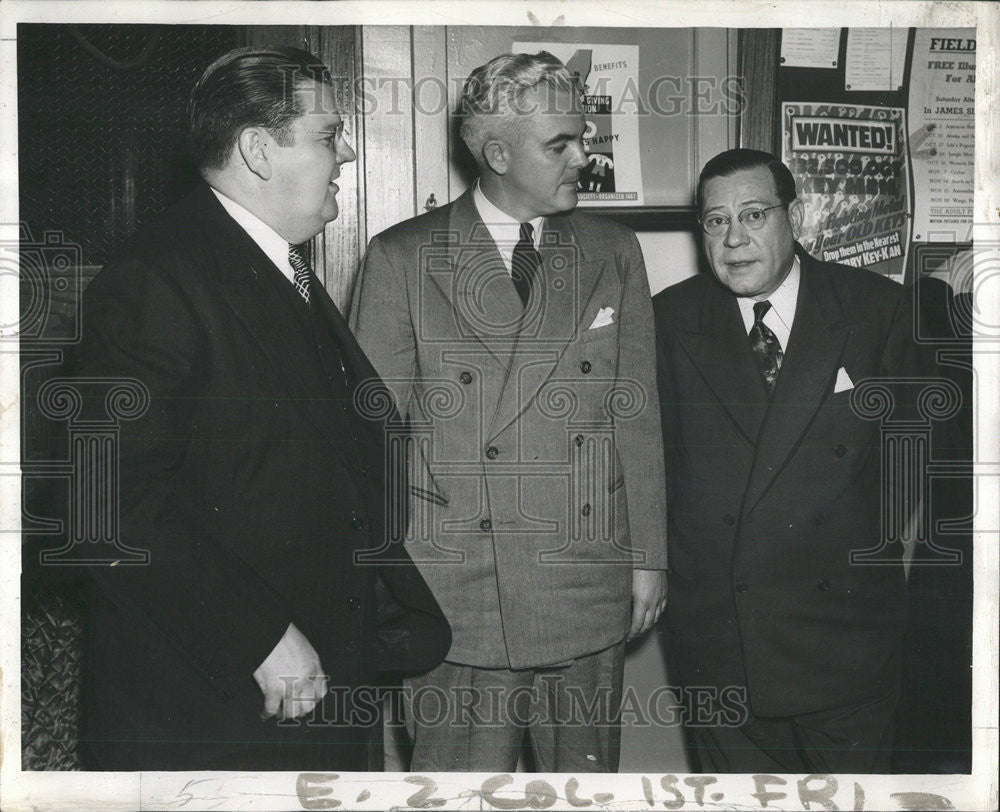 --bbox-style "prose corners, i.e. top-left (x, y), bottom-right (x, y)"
top-left (273, 125), bottom-right (349, 152)
top-left (292, 125), bottom-right (347, 141)
top-left (267, 123), bottom-right (347, 141)
top-left (297, 126), bottom-right (346, 137)
top-left (699, 203), bottom-right (787, 237)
